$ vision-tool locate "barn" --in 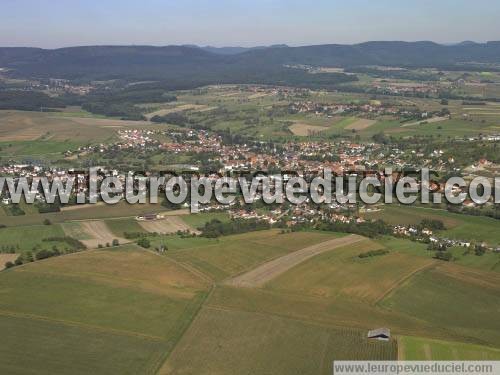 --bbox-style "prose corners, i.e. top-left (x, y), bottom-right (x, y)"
top-left (367, 328), bottom-right (390, 341)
